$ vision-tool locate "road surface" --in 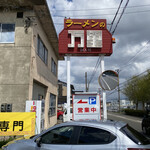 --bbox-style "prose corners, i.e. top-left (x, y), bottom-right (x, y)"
top-left (108, 112), bottom-right (142, 132)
